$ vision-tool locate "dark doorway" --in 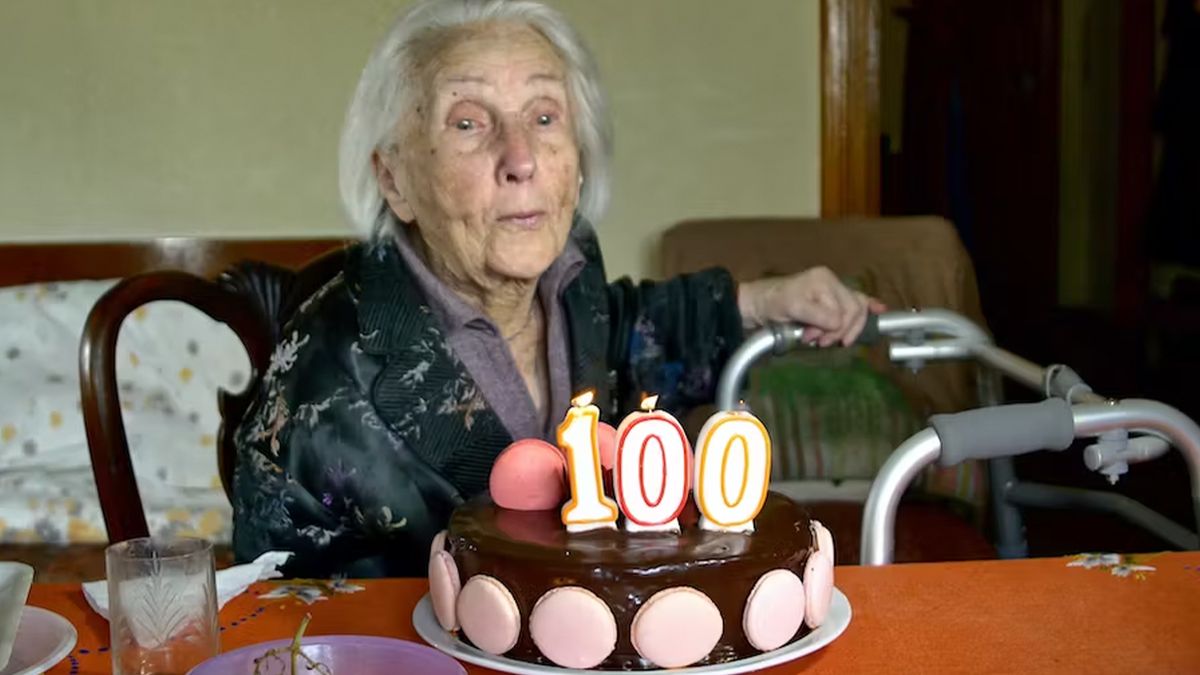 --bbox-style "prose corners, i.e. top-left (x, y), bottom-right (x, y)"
top-left (885, 0), bottom-right (1063, 355)
top-left (881, 0), bottom-right (1195, 556)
